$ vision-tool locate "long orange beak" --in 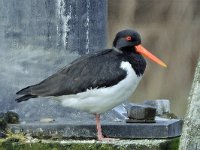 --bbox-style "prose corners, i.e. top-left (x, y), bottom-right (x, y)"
top-left (135, 45), bottom-right (167, 68)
